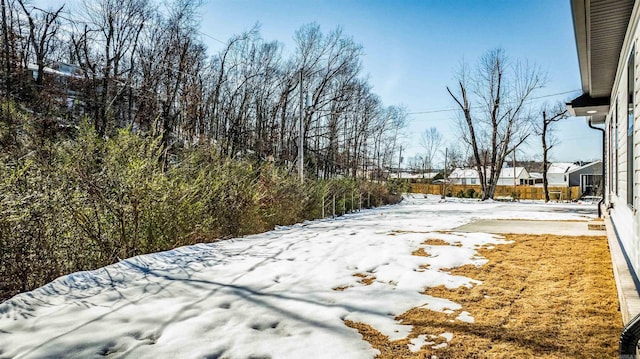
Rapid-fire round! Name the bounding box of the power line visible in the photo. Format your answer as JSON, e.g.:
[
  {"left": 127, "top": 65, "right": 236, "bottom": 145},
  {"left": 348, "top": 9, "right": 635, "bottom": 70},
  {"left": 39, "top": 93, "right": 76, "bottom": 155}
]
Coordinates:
[
  {"left": 406, "top": 89, "right": 580, "bottom": 115},
  {"left": 198, "top": 30, "right": 226, "bottom": 45}
]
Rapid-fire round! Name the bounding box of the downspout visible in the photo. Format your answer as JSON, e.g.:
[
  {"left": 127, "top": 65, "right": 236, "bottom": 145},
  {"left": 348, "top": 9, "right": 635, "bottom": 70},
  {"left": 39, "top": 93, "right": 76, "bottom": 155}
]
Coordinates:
[{"left": 587, "top": 119, "right": 604, "bottom": 218}]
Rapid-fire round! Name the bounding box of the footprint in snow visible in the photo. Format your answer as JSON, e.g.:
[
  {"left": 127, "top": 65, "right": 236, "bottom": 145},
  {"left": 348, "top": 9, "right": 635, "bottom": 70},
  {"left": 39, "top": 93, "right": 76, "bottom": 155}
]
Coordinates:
[{"left": 251, "top": 321, "right": 280, "bottom": 331}]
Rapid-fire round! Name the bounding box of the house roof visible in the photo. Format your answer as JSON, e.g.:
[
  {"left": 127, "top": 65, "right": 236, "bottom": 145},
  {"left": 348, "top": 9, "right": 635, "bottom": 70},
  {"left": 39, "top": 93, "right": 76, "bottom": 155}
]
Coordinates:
[
  {"left": 390, "top": 171, "right": 439, "bottom": 179},
  {"left": 27, "top": 62, "right": 83, "bottom": 79},
  {"left": 547, "top": 162, "right": 580, "bottom": 174},
  {"left": 448, "top": 168, "right": 478, "bottom": 179},
  {"left": 449, "top": 167, "right": 529, "bottom": 179},
  {"left": 499, "top": 167, "right": 527, "bottom": 178},
  {"left": 567, "top": 0, "right": 635, "bottom": 122},
  {"left": 566, "top": 160, "right": 602, "bottom": 174}
]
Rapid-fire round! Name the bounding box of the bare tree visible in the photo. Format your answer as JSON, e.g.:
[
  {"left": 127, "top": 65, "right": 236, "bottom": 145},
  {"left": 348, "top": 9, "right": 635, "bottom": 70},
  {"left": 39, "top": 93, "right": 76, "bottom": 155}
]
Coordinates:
[
  {"left": 419, "top": 127, "right": 442, "bottom": 175},
  {"left": 72, "top": 0, "right": 149, "bottom": 135},
  {"left": 1, "top": 0, "right": 9, "bottom": 95},
  {"left": 442, "top": 142, "right": 467, "bottom": 172},
  {"left": 16, "top": 1, "right": 64, "bottom": 94},
  {"left": 0, "top": 7, "right": 408, "bottom": 183},
  {"left": 447, "top": 48, "right": 544, "bottom": 199},
  {"left": 535, "top": 103, "right": 567, "bottom": 202}
]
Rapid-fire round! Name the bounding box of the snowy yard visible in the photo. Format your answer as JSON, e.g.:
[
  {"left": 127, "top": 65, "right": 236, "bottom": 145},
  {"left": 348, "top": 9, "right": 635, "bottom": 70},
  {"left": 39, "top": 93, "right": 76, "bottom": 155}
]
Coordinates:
[{"left": 0, "top": 196, "right": 601, "bottom": 358}]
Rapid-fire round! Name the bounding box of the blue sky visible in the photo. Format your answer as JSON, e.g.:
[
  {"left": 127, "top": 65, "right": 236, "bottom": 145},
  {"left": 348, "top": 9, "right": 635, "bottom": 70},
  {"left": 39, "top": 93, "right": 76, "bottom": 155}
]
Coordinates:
[
  {"left": 38, "top": 0, "right": 600, "bottom": 164},
  {"left": 200, "top": 0, "right": 600, "bottom": 164}
]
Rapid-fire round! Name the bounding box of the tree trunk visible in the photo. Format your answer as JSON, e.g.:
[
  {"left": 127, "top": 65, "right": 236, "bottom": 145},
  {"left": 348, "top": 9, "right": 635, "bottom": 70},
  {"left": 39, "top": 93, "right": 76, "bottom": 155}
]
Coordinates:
[
  {"left": 1, "top": 0, "right": 11, "bottom": 96},
  {"left": 542, "top": 111, "right": 550, "bottom": 202}
]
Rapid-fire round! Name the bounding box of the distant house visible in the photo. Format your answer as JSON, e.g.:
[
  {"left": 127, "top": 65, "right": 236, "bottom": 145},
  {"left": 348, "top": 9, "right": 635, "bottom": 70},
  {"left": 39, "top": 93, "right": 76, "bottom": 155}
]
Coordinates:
[
  {"left": 27, "top": 62, "right": 84, "bottom": 88},
  {"left": 497, "top": 167, "right": 530, "bottom": 186},
  {"left": 27, "top": 62, "right": 85, "bottom": 112},
  {"left": 526, "top": 172, "right": 544, "bottom": 186},
  {"left": 389, "top": 171, "right": 439, "bottom": 180},
  {"left": 534, "top": 161, "right": 602, "bottom": 194},
  {"left": 545, "top": 162, "right": 580, "bottom": 187},
  {"left": 448, "top": 166, "right": 529, "bottom": 186},
  {"left": 567, "top": 161, "right": 602, "bottom": 196},
  {"left": 448, "top": 168, "right": 480, "bottom": 185}
]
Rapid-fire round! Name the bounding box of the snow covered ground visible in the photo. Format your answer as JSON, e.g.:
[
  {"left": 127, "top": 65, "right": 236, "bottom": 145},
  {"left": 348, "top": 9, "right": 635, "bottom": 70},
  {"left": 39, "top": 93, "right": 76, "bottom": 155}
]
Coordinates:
[{"left": 0, "top": 195, "right": 598, "bottom": 359}]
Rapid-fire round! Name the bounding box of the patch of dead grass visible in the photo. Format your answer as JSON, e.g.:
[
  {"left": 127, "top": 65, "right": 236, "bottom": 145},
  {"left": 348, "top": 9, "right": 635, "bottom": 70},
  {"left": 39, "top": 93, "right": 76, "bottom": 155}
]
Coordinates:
[
  {"left": 411, "top": 248, "right": 431, "bottom": 257},
  {"left": 353, "top": 272, "right": 376, "bottom": 285},
  {"left": 416, "top": 263, "right": 431, "bottom": 272},
  {"left": 349, "top": 234, "right": 621, "bottom": 358},
  {"left": 423, "top": 238, "right": 450, "bottom": 246}
]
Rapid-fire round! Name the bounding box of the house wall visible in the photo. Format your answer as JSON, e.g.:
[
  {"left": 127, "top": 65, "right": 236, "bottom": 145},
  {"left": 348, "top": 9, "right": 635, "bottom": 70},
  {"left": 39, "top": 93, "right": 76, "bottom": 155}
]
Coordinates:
[
  {"left": 605, "top": 2, "right": 640, "bottom": 280},
  {"left": 451, "top": 170, "right": 530, "bottom": 186},
  {"left": 568, "top": 162, "right": 602, "bottom": 187},
  {"left": 546, "top": 173, "right": 568, "bottom": 187},
  {"left": 496, "top": 172, "right": 529, "bottom": 186},
  {"left": 449, "top": 177, "right": 478, "bottom": 185}
]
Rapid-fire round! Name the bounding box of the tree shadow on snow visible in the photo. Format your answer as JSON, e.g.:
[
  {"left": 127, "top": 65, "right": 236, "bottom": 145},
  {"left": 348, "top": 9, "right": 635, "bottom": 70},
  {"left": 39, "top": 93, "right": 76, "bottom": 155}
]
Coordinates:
[{"left": 1, "top": 239, "right": 398, "bottom": 357}]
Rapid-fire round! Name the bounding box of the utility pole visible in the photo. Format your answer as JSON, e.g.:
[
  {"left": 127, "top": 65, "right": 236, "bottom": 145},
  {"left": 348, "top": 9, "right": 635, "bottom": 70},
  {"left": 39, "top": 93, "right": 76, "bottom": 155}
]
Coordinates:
[
  {"left": 397, "top": 145, "right": 403, "bottom": 179},
  {"left": 513, "top": 150, "right": 516, "bottom": 187},
  {"left": 442, "top": 147, "right": 447, "bottom": 200},
  {"left": 513, "top": 148, "right": 517, "bottom": 200},
  {"left": 298, "top": 69, "right": 304, "bottom": 183}
]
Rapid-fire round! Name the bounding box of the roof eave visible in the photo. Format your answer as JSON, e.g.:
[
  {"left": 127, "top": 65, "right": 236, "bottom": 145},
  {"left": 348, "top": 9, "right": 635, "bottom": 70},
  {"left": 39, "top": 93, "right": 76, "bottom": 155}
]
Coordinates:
[
  {"left": 569, "top": 0, "right": 635, "bottom": 101},
  {"left": 571, "top": 0, "right": 590, "bottom": 94},
  {"left": 566, "top": 93, "right": 609, "bottom": 124}
]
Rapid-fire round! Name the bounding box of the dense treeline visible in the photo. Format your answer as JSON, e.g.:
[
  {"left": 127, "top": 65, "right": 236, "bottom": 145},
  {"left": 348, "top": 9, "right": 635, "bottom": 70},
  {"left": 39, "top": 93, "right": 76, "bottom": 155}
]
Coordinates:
[
  {"left": 0, "top": 103, "right": 403, "bottom": 301},
  {"left": 0, "top": 0, "right": 406, "bottom": 177},
  {"left": 0, "top": 0, "right": 407, "bottom": 301}
]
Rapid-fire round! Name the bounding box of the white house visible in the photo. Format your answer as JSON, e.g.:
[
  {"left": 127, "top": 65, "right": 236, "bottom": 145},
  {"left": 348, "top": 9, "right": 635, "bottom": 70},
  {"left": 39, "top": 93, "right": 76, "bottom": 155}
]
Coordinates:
[
  {"left": 447, "top": 168, "right": 480, "bottom": 185},
  {"left": 531, "top": 161, "right": 602, "bottom": 195},
  {"left": 566, "top": 0, "right": 640, "bottom": 335},
  {"left": 448, "top": 166, "right": 529, "bottom": 186},
  {"left": 389, "top": 171, "right": 439, "bottom": 180},
  {"left": 527, "top": 172, "right": 544, "bottom": 186},
  {"left": 496, "top": 167, "right": 530, "bottom": 186},
  {"left": 545, "top": 162, "right": 580, "bottom": 187}
]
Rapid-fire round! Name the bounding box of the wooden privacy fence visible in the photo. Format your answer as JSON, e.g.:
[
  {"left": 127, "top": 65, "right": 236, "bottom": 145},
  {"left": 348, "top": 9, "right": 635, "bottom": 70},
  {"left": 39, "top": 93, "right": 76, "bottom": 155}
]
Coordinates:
[{"left": 409, "top": 183, "right": 582, "bottom": 201}]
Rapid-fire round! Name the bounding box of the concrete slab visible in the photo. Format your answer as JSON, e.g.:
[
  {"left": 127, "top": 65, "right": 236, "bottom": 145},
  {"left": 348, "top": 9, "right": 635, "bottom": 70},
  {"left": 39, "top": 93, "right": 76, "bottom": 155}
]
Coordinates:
[{"left": 455, "top": 219, "right": 606, "bottom": 236}]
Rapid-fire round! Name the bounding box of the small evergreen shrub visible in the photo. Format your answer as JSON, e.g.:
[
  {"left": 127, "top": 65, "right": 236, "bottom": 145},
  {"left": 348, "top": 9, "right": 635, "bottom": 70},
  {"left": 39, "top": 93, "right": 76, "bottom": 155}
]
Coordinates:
[{"left": 465, "top": 188, "right": 476, "bottom": 198}]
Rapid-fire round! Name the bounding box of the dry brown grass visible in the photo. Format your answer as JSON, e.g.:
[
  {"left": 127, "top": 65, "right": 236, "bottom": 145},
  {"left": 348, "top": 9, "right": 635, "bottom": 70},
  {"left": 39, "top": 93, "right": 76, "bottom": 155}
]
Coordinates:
[
  {"left": 423, "top": 238, "right": 452, "bottom": 246},
  {"left": 412, "top": 248, "right": 431, "bottom": 257},
  {"left": 354, "top": 272, "right": 376, "bottom": 285},
  {"left": 347, "top": 234, "right": 621, "bottom": 358}
]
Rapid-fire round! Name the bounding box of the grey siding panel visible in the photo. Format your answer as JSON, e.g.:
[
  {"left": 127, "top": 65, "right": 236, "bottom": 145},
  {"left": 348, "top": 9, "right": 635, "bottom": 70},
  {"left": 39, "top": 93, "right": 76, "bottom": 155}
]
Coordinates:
[{"left": 568, "top": 162, "right": 603, "bottom": 186}]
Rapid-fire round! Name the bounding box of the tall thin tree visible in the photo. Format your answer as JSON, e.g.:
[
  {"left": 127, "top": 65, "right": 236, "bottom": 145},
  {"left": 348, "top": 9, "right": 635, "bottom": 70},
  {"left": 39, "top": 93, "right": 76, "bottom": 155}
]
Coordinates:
[
  {"left": 536, "top": 103, "right": 567, "bottom": 202},
  {"left": 447, "top": 48, "right": 544, "bottom": 199}
]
